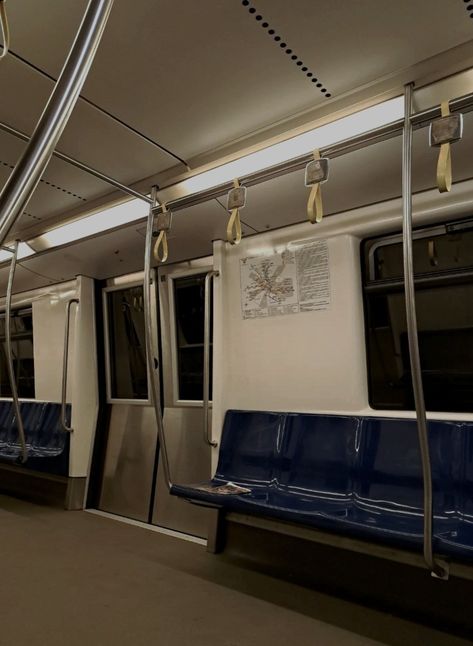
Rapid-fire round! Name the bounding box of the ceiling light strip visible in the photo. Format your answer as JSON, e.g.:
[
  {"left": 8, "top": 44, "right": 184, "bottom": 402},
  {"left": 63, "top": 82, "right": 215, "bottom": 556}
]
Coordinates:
[{"left": 5, "top": 88, "right": 473, "bottom": 258}]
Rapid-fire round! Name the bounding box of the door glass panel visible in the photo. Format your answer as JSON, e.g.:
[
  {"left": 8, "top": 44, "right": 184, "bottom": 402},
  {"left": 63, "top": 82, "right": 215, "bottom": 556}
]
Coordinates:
[
  {"left": 0, "top": 309, "right": 35, "bottom": 398},
  {"left": 107, "top": 286, "right": 148, "bottom": 399},
  {"left": 174, "top": 274, "right": 212, "bottom": 401}
]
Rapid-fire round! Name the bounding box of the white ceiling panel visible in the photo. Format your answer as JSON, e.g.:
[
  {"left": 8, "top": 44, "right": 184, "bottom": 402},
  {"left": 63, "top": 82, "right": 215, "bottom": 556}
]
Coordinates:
[
  {"left": 5, "top": 0, "right": 473, "bottom": 171},
  {"left": 256, "top": 0, "right": 473, "bottom": 99}
]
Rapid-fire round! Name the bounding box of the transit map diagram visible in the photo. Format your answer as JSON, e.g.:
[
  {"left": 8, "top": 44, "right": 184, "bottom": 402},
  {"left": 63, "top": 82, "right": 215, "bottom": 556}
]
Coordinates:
[{"left": 240, "top": 239, "right": 331, "bottom": 319}]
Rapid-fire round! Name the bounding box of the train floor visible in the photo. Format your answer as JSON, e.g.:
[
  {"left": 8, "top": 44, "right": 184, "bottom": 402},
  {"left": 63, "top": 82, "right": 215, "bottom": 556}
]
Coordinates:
[{"left": 0, "top": 494, "right": 470, "bottom": 646}]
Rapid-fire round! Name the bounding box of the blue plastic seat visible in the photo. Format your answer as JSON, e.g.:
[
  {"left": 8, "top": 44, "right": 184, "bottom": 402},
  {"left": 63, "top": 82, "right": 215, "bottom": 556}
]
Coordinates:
[
  {"left": 171, "top": 410, "right": 285, "bottom": 505},
  {"left": 171, "top": 409, "right": 473, "bottom": 563},
  {"left": 0, "top": 401, "right": 70, "bottom": 475}
]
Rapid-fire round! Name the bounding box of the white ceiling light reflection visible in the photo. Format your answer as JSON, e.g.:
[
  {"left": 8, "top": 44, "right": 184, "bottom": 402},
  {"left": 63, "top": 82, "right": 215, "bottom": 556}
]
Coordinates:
[
  {"left": 181, "top": 96, "right": 404, "bottom": 194},
  {"left": 32, "top": 198, "right": 148, "bottom": 250}
]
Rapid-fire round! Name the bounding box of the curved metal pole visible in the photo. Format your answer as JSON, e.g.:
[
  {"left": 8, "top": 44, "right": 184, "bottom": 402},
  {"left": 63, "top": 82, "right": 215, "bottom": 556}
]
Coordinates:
[
  {"left": 0, "top": 0, "right": 114, "bottom": 247},
  {"left": 61, "top": 298, "right": 79, "bottom": 432},
  {"left": 144, "top": 186, "right": 172, "bottom": 490},
  {"left": 5, "top": 242, "right": 27, "bottom": 463},
  {"left": 203, "top": 271, "right": 218, "bottom": 447},
  {"left": 402, "top": 84, "right": 446, "bottom": 579}
]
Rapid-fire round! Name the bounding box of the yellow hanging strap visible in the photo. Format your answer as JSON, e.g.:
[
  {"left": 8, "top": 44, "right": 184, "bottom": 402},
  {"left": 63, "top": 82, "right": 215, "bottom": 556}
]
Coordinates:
[
  {"left": 0, "top": 1, "right": 10, "bottom": 61},
  {"left": 307, "top": 150, "right": 324, "bottom": 224},
  {"left": 437, "top": 101, "right": 453, "bottom": 194},
  {"left": 227, "top": 178, "right": 242, "bottom": 245},
  {"left": 153, "top": 202, "right": 169, "bottom": 264}
]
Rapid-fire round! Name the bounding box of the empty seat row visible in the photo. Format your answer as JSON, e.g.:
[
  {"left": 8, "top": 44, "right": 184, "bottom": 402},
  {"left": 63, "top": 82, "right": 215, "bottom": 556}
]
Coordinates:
[
  {"left": 0, "top": 401, "right": 70, "bottom": 476},
  {"left": 171, "top": 410, "right": 473, "bottom": 563}
]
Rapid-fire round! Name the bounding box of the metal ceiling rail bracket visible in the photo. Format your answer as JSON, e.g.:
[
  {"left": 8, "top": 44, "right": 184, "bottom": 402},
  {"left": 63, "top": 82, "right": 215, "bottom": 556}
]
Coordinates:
[
  {"left": 144, "top": 185, "right": 172, "bottom": 490},
  {"left": 203, "top": 270, "right": 219, "bottom": 447},
  {"left": 401, "top": 83, "right": 448, "bottom": 581},
  {"left": 0, "top": 120, "right": 153, "bottom": 206},
  {"left": 0, "top": 0, "right": 115, "bottom": 247},
  {"left": 5, "top": 242, "right": 27, "bottom": 463}
]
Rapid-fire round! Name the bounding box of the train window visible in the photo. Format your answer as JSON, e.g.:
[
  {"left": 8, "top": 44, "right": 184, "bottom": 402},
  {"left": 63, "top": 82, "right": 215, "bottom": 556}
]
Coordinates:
[
  {"left": 174, "top": 274, "right": 212, "bottom": 401},
  {"left": 107, "top": 286, "right": 148, "bottom": 400},
  {"left": 0, "top": 308, "right": 35, "bottom": 398},
  {"left": 363, "top": 219, "right": 473, "bottom": 412}
]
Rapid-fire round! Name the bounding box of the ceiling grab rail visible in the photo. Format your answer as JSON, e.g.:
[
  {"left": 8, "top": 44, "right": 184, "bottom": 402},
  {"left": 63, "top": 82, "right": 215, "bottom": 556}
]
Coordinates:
[
  {"left": 5, "top": 242, "right": 27, "bottom": 463},
  {"left": 144, "top": 186, "right": 172, "bottom": 491},
  {"left": 61, "top": 298, "right": 79, "bottom": 433},
  {"left": 203, "top": 270, "right": 219, "bottom": 447},
  {"left": 0, "top": 0, "right": 114, "bottom": 248},
  {"left": 0, "top": 0, "right": 10, "bottom": 61},
  {"left": 402, "top": 83, "right": 448, "bottom": 580}
]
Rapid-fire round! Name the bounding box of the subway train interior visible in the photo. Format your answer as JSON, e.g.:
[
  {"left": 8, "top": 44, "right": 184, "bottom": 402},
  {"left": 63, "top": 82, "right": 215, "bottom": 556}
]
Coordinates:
[{"left": 4, "top": 1, "right": 473, "bottom": 644}]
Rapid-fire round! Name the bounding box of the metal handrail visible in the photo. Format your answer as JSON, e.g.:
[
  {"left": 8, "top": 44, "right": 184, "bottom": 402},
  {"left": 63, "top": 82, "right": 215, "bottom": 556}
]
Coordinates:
[
  {"left": 203, "top": 270, "right": 219, "bottom": 447},
  {"left": 0, "top": 0, "right": 114, "bottom": 248},
  {"left": 143, "top": 186, "right": 172, "bottom": 490},
  {"left": 401, "top": 83, "right": 447, "bottom": 579},
  {"left": 5, "top": 241, "right": 27, "bottom": 462},
  {"left": 61, "top": 298, "right": 79, "bottom": 433}
]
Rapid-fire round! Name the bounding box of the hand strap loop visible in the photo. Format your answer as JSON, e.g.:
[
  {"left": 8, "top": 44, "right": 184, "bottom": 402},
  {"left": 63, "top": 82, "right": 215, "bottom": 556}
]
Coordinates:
[
  {"left": 307, "top": 150, "right": 324, "bottom": 224},
  {"left": 437, "top": 101, "right": 453, "bottom": 194},
  {"left": 153, "top": 201, "right": 169, "bottom": 263},
  {"left": 227, "top": 179, "right": 242, "bottom": 245}
]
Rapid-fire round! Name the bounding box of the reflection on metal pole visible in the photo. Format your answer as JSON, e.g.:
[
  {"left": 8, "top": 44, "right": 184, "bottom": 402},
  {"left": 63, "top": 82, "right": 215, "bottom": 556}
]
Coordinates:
[
  {"left": 203, "top": 271, "right": 218, "bottom": 447},
  {"left": 0, "top": 0, "right": 114, "bottom": 247},
  {"left": 402, "top": 83, "right": 447, "bottom": 579},
  {"left": 61, "top": 298, "right": 79, "bottom": 433},
  {"left": 5, "top": 242, "right": 27, "bottom": 462},
  {"left": 144, "top": 186, "right": 172, "bottom": 490}
]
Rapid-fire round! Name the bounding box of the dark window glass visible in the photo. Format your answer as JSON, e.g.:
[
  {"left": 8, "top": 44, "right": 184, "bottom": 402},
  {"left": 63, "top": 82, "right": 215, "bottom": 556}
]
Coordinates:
[
  {"left": 364, "top": 221, "right": 473, "bottom": 412},
  {"left": 174, "top": 274, "right": 212, "bottom": 401},
  {"left": 108, "top": 286, "right": 148, "bottom": 399},
  {"left": 0, "top": 309, "right": 35, "bottom": 398}
]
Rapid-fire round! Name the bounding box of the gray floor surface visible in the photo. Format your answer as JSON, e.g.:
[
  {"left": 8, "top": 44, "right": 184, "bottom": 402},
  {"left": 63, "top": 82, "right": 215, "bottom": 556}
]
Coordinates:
[{"left": 0, "top": 495, "right": 470, "bottom": 646}]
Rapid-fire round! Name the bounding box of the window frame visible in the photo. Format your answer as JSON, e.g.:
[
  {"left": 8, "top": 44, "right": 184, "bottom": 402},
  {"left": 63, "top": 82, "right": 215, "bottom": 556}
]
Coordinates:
[
  {"left": 167, "top": 266, "right": 214, "bottom": 408},
  {"left": 362, "top": 219, "right": 473, "bottom": 413},
  {"left": 0, "top": 306, "right": 35, "bottom": 401},
  {"left": 103, "top": 281, "right": 151, "bottom": 405}
]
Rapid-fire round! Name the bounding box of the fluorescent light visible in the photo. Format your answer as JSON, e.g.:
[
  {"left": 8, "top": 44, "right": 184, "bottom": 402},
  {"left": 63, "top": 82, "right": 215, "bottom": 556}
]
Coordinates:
[
  {"left": 181, "top": 96, "right": 404, "bottom": 194},
  {"left": 20, "top": 96, "right": 402, "bottom": 255},
  {"left": 33, "top": 198, "right": 148, "bottom": 249},
  {"left": 0, "top": 243, "right": 35, "bottom": 263}
]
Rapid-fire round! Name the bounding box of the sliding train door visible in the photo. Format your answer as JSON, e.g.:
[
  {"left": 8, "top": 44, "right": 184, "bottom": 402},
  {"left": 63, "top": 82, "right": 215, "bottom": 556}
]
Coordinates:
[
  {"left": 152, "top": 259, "right": 214, "bottom": 538},
  {"left": 98, "top": 272, "right": 159, "bottom": 522}
]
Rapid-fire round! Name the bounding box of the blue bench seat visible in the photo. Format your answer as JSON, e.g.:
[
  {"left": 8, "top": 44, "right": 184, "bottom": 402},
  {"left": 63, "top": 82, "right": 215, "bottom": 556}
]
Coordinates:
[
  {"left": 0, "top": 401, "right": 71, "bottom": 476},
  {"left": 171, "top": 410, "right": 473, "bottom": 563}
]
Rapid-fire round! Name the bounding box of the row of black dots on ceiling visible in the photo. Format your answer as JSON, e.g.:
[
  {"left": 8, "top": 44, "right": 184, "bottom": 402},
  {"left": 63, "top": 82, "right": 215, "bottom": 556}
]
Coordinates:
[
  {"left": 240, "top": 0, "right": 331, "bottom": 98},
  {"left": 0, "top": 159, "right": 87, "bottom": 202},
  {"left": 464, "top": 0, "right": 473, "bottom": 16}
]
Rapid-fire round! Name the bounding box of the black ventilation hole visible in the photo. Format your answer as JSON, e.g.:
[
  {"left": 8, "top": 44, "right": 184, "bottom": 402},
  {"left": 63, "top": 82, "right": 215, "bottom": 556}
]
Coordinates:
[
  {"left": 241, "top": 1, "right": 331, "bottom": 98},
  {"left": 461, "top": 1, "right": 473, "bottom": 17}
]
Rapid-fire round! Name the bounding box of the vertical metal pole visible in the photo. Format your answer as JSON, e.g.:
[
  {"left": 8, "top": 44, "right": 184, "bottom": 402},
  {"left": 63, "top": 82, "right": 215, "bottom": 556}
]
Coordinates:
[
  {"left": 61, "top": 298, "right": 79, "bottom": 433},
  {"left": 144, "top": 186, "right": 172, "bottom": 490},
  {"left": 203, "top": 270, "right": 218, "bottom": 447},
  {"left": 5, "top": 242, "right": 26, "bottom": 462},
  {"left": 0, "top": 0, "right": 114, "bottom": 247},
  {"left": 402, "top": 84, "right": 446, "bottom": 579}
]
